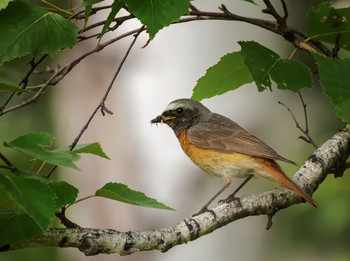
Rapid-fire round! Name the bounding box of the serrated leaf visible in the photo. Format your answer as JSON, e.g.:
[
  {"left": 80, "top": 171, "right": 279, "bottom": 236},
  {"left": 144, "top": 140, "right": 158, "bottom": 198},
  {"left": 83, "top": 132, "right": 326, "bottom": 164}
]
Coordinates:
[
  {"left": 4, "top": 133, "right": 80, "bottom": 170},
  {"left": 99, "top": 1, "right": 123, "bottom": 42},
  {"left": 0, "top": 0, "right": 13, "bottom": 10},
  {"left": 73, "top": 142, "right": 110, "bottom": 159},
  {"left": 46, "top": 181, "right": 79, "bottom": 208},
  {"left": 124, "top": 0, "right": 190, "bottom": 38},
  {"left": 14, "top": 171, "right": 79, "bottom": 209},
  {"left": 192, "top": 52, "right": 253, "bottom": 101},
  {"left": 239, "top": 41, "right": 312, "bottom": 92},
  {"left": 239, "top": 41, "right": 279, "bottom": 91},
  {"left": 0, "top": 1, "right": 78, "bottom": 64},
  {"left": 307, "top": 3, "right": 350, "bottom": 50},
  {"left": 0, "top": 77, "right": 33, "bottom": 93},
  {"left": 96, "top": 182, "right": 174, "bottom": 210},
  {"left": 313, "top": 54, "right": 350, "bottom": 123},
  {"left": 0, "top": 174, "right": 57, "bottom": 245},
  {"left": 270, "top": 59, "right": 313, "bottom": 92}
]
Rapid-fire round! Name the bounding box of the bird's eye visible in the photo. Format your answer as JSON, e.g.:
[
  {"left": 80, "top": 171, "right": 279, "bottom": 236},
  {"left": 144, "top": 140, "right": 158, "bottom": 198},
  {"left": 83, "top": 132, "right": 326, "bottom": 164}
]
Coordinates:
[{"left": 176, "top": 107, "right": 184, "bottom": 114}]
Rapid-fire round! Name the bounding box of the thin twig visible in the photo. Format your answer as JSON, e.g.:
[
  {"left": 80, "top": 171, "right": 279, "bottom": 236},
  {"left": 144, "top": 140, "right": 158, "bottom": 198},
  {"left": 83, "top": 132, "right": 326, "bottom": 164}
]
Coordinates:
[
  {"left": 332, "top": 34, "right": 341, "bottom": 58},
  {"left": 0, "top": 153, "right": 17, "bottom": 172},
  {"left": 1, "top": 5, "right": 332, "bottom": 116},
  {"left": 46, "top": 25, "right": 145, "bottom": 178},
  {"left": 280, "top": 0, "right": 288, "bottom": 20},
  {"left": 55, "top": 206, "right": 80, "bottom": 228},
  {"left": 0, "top": 54, "right": 48, "bottom": 115},
  {"left": 278, "top": 95, "right": 318, "bottom": 149}
]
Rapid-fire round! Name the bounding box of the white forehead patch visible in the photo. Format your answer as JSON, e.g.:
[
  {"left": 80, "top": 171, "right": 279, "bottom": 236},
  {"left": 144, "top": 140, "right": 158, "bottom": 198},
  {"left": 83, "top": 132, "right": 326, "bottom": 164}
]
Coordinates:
[{"left": 164, "top": 101, "right": 184, "bottom": 112}]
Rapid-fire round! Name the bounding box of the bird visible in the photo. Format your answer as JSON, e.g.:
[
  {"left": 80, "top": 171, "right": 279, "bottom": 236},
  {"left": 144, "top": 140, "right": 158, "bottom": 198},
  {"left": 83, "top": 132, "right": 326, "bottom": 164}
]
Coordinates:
[{"left": 151, "top": 98, "right": 318, "bottom": 214}]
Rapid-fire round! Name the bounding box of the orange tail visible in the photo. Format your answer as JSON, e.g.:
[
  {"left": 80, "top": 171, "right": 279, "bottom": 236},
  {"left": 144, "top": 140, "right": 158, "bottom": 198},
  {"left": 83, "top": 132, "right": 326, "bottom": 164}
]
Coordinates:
[{"left": 256, "top": 158, "right": 318, "bottom": 207}]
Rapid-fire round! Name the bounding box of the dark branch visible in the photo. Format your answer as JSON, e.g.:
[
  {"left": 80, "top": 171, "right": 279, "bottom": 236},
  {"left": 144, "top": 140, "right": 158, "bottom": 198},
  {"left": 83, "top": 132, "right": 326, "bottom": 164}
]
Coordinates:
[
  {"left": 278, "top": 96, "right": 318, "bottom": 149},
  {"left": 0, "top": 153, "right": 17, "bottom": 172},
  {"left": 46, "top": 25, "right": 145, "bottom": 178}
]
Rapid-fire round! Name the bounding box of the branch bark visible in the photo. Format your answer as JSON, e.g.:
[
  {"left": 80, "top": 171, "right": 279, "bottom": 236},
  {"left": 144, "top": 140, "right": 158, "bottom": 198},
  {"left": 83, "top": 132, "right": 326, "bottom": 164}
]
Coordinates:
[{"left": 5, "top": 125, "right": 350, "bottom": 256}]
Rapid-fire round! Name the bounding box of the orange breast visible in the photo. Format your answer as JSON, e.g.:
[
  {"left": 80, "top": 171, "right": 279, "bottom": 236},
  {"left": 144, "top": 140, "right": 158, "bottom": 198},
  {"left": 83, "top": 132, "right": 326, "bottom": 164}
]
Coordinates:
[{"left": 178, "top": 130, "right": 264, "bottom": 179}]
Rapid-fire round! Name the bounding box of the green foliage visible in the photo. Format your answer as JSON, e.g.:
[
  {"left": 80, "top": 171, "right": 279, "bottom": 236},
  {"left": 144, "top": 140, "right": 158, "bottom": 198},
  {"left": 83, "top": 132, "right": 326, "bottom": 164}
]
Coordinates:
[
  {"left": 313, "top": 54, "right": 350, "bottom": 123},
  {"left": 0, "top": 77, "right": 33, "bottom": 93},
  {"left": 240, "top": 0, "right": 258, "bottom": 6},
  {"left": 72, "top": 142, "right": 110, "bottom": 160},
  {"left": 99, "top": 1, "right": 123, "bottom": 42},
  {"left": 0, "top": 1, "right": 78, "bottom": 65},
  {"left": 192, "top": 41, "right": 313, "bottom": 100},
  {"left": 192, "top": 52, "right": 253, "bottom": 101},
  {"left": 0, "top": 0, "right": 13, "bottom": 10},
  {"left": 0, "top": 132, "right": 172, "bottom": 246},
  {"left": 4, "top": 133, "right": 81, "bottom": 170},
  {"left": 239, "top": 41, "right": 313, "bottom": 92},
  {"left": 124, "top": 0, "right": 190, "bottom": 38},
  {"left": 95, "top": 182, "right": 174, "bottom": 210},
  {"left": 0, "top": 174, "right": 58, "bottom": 245},
  {"left": 307, "top": 2, "right": 350, "bottom": 50}
]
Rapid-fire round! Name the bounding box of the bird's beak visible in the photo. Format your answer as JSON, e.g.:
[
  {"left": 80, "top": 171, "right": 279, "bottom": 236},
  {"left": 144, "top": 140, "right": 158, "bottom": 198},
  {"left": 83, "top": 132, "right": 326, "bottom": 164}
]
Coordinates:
[{"left": 150, "top": 115, "right": 175, "bottom": 124}]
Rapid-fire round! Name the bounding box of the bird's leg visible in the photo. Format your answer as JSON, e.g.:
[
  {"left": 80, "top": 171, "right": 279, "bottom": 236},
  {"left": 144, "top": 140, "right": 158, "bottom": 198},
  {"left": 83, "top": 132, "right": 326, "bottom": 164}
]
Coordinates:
[
  {"left": 193, "top": 178, "right": 231, "bottom": 217},
  {"left": 222, "top": 174, "right": 254, "bottom": 205}
]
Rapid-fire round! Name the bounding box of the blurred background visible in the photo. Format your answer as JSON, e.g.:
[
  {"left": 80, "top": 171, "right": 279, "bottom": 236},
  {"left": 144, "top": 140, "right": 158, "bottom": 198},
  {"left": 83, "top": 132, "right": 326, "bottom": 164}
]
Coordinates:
[{"left": 1, "top": 0, "right": 349, "bottom": 260}]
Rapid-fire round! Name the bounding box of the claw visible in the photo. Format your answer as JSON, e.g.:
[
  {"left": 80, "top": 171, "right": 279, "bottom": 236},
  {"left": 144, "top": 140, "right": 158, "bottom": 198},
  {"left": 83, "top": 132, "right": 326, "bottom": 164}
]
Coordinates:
[{"left": 192, "top": 207, "right": 216, "bottom": 219}]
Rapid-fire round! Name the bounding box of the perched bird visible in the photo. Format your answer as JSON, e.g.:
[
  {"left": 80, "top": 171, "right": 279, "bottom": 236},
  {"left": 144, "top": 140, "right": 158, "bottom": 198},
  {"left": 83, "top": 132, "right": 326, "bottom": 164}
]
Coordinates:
[{"left": 151, "top": 98, "right": 318, "bottom": 214}]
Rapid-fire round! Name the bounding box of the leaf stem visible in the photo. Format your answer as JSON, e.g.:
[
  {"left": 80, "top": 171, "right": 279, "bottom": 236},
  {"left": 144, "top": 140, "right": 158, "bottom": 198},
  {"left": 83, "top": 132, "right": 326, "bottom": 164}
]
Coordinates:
[
  {"left": 41, "top": 0, "right": 73, "bottom": 16},
  {"left": 66, "top": 195, "right": 96, "bottom": 209}
]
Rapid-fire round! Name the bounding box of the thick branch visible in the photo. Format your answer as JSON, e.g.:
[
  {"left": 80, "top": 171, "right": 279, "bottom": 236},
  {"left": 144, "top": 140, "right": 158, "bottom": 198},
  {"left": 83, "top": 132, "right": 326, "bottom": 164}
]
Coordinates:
[{"left": 5, "top": 125, "right": 350, "bottom": 255}]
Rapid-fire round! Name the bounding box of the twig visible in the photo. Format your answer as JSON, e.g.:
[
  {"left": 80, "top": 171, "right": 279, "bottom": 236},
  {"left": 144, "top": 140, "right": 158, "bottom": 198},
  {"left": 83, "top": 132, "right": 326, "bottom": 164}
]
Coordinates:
[
  {"left": 0, "top": 153, "right": 17, "bottom": 172},
  {"left": 278, "top": 93, "right": 318, "bottom": 149},
  {"left": 1, "top": 5, "right": 332, "bottom": 116},
  {"left": 262, "top": 0, "right": 285, "bottom": 24},
  {"left": 0, "top": 54, "right": 48, "bottom": 115},
  {"left": 332, "top": 34, "right": 341, "bottom": 58},
  {"left": 55, "top": 206, "right": 80, "bottom": 228},
  {"left": 46, "top": 25, "right": 145, "bottom": 178},
  {"left": 280, "top": 0, "right": 288, "bottom": 20}
]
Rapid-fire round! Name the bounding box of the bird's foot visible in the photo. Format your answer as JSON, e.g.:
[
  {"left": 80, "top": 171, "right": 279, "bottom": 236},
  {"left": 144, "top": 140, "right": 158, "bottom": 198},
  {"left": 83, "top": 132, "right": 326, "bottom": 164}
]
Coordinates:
[
  {"left": 192, "top": 207, "right": 216, "bottom": 218},
  {"left": 219, "top": 196, "right": 242, "bottom": 208}
]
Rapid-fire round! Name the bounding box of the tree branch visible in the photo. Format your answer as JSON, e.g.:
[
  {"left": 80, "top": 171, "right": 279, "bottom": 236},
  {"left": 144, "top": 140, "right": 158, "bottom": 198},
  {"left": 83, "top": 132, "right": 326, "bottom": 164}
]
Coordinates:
[{"left": 5, "top": 125, "right": 350, "bottom": 255}]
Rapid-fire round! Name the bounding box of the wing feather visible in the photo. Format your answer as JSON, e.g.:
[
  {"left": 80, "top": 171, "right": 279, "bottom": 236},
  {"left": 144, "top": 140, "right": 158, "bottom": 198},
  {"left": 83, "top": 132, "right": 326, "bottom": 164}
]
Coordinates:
[{"left": 186, "top": 113, "right": 296, "bottom": 165}]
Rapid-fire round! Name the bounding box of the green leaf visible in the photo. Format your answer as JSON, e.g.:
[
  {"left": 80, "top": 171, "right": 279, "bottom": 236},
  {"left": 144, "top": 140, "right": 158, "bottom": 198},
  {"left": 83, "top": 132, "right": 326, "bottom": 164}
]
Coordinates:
[
  {"left": 124, "top": 0, "right": 190, "bottom": 38},
  {"left": 0, "top": 77, "right": 33, "bottom": 93},
  {"left": 46, "top": 180, "right": 79, "bottom": 208},
  {"left": 192, "top": 52, "right": 253, "bottom": 101},
  {"left": 75, "top": 0, "right": 105, "bottom": 28},
  {"left": 0, "top": 1, "right": 78, "bottom": 64},
  {"left": 95, "top": 182, "right": 174, "bottom": 210},
  {"left": 0, "top": 0, "right": 13, "bottom": 10},
  {"left": 99, "top": 1, "right": 123, "bottom": 42},
  {"left": 313, "top": 54, "right": 350, "bottom": 123},
  {"left": 73, "top": 142, "right": 110, "bottom": 159},
  {"left": 241, "top": 0, "right": 258, "bottom": 5},
  {"left": 307, "top": 3, "right": 350, "bottom": 50},
  {"left": 239, "top": 41, "right": 279, "bottom": 91},
  {"left": 239, "top": 41, "right": 312, "bottom": 92},
  {"left": 270, "top": 59, "right": 313, "bottom": 92},
  {"left": 0, "top": 174, "right": 57, "bottom": 245},
  {"left": 13, "top": 171, "right": 79, "bottom": 211},
  {"left": 4, "top": 133, "right": 80, "bottom": 170},
  {"left": 76, "top": 0, "right": 104, "bottom": 9}
]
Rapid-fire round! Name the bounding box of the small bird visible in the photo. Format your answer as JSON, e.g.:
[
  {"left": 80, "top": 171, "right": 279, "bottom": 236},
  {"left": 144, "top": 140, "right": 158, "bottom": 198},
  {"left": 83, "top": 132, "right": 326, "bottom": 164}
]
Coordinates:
[{"left": 151, "top": 98, "right": 318, "bottom": 214}]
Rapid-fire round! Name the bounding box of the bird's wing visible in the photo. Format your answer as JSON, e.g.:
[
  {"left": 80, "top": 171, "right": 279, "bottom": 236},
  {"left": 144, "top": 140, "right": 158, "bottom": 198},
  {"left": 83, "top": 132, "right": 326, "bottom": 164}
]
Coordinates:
[{"left": 186, "top": 113, "right": 296, "bottom": 165}]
